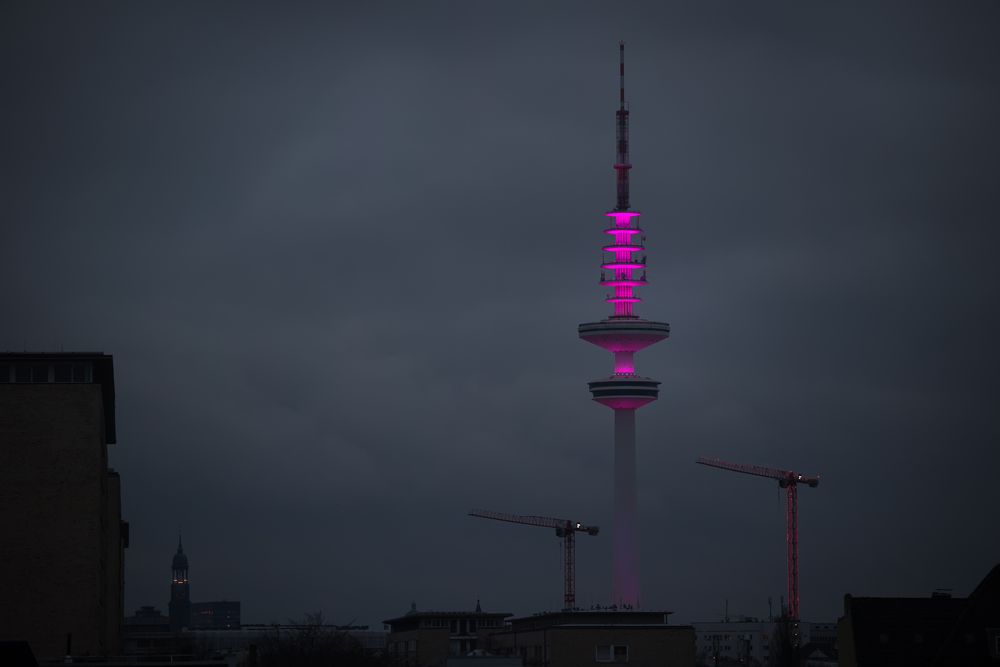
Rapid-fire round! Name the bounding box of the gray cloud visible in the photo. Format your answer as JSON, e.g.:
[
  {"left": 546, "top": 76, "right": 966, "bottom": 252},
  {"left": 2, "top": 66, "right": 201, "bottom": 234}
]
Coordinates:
[{"left": 2, "top": 0, "right": 998, "bottom": 625}]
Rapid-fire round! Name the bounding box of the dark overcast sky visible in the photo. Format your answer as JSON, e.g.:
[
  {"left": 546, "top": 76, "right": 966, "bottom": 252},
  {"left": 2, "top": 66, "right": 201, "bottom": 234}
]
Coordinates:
[{"left": 2, "top": 1, "right": 999, "bottom": 627}]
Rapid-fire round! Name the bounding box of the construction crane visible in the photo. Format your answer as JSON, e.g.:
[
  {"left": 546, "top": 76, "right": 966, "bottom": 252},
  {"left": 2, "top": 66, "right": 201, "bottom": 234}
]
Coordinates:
[
  {"left": 469, "top": 509, "right": 599, "bottom": 610},
  {"left": 695, "top": 457, "right": 819, "bottom": 623}
]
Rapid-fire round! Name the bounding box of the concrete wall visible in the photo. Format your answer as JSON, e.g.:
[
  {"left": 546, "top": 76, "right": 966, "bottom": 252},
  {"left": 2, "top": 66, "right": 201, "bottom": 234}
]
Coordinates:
[
  {"left": 490, "top": 625, "right": 696, "bottom": 667},
  {"left": 387, "top": 628, "right": 451, "bottom": 666},
  {"left": 0, "top": 384, "right": 120, "bottom": 659},
  {"left": 105, "top": 470, "right": 124, "bottom": 654}
]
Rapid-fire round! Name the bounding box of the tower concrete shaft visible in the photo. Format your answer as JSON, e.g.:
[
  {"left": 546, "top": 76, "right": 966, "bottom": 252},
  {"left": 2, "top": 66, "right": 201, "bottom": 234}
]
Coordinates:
[
  {"left": 613, "top": 408, "right": 639, "bottom": 605},
  {"left": 578, "top": 42, "right": 669, "bottom": 609}
]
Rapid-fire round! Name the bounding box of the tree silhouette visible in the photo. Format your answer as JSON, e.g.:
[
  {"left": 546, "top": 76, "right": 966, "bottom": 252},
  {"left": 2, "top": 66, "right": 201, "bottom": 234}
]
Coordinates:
[{"left": 254, "top": 612, "right": 395, "bottom": 667}]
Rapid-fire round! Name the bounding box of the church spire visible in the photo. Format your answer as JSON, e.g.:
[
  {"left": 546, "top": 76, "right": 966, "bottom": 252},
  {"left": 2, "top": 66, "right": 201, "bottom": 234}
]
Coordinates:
[{"left": 169, "top": 535, "right": 191, "bottom": 631}]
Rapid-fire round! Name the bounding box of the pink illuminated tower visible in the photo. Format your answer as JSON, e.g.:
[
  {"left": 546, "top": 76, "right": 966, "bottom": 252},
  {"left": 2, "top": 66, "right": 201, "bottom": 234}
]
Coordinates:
[{"left": 578, "top": 42, "right": 669, "bottom": 609}]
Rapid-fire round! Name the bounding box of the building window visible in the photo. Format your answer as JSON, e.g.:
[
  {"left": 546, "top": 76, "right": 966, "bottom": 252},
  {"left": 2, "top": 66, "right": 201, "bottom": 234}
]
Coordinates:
[
  {"left": 595, "top": 644, "right": 628, "bottom": 663},
  {"left": 6, "top": 362, "right": 92, "bottom": 383},
  {"left": 15, "top": 363, "right": 48, "bottom": 383}
]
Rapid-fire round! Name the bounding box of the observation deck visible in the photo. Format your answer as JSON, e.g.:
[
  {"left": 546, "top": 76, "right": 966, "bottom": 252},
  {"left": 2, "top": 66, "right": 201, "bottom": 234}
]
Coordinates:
[
  {"left": 603, "top": 244, "right": 643, "bottom": 253},
  {"left": 586, "top": 375, "right": 661, "bottom": 410},
  {"left": 604, "top": 226, "right": 643, "bottom": 236},
  {"left": 602, "top": 260, "right": 646, "bottom": 270},
  {"left": 600, "top": 277, "right": 647, "bottom": 288},
  {"left": 578, "top": 319, "right": 670, "bottom": 353}
]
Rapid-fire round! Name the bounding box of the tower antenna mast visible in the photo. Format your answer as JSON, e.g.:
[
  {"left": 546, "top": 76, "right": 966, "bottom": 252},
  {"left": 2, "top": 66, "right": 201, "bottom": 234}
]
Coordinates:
[
  {"left": 615, "top": 41, "right": 631, "bottom": 212},
  {"left": 578, "top": 42, "right": 670, "bottom": 608}
]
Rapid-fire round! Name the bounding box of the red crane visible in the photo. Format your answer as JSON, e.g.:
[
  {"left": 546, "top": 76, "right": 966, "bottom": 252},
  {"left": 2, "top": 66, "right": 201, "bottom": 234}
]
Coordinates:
[
  {"left": 695, "top": 457, "right": 819, "bottom": 621},
  {"left": 469, "top": 509, "right": 599, "bottom": 610}
]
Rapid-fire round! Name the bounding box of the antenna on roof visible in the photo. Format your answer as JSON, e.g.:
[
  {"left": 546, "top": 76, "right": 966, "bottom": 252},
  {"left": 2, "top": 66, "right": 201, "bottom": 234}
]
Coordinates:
[{"left": 614, "top": 41, "right": 632, "bottom": 211}]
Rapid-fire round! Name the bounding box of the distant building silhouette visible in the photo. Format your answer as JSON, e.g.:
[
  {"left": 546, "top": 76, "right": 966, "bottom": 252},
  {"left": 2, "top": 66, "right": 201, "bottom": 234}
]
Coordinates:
[
  {"left": 122, "top": 603, "right": 189, "bottom": 658},
  {"left": 169, "top": 537, "right": 191, "bottom": 631},
  {"left": 165, "top": 538, "right": 241, "bottom": 631},
  {"left": 693, "top": 619, "right": 777, "bottom": 666},
  {"left": 383, "top": 602, "right": 511, "bottom": 665},
  {"left": 191, "top": 600, "right": 240, "bottom": 630},
  {"left": 0, "top": 352, "right": 127, "bottom": 659},
  {"left": 800, "top": 621, "right": 839, "bottom": 666},
  {"left": 124, "top": 540, "right": 242, "bottom": 657},
  {"left": 124, "top": 606, "right": 170, "bottom": 633},
  {"left": 384, "top": 603, "right": 696, "bottom": 667},
  {"left": 838, "top": 563, "right": 1000, "bottom": 666},
  {"left": 692, "top": 618, "right": 838, "bottom": 666},
  {"left": 488, "top": 609, "right": 695, "bottom": 667}
]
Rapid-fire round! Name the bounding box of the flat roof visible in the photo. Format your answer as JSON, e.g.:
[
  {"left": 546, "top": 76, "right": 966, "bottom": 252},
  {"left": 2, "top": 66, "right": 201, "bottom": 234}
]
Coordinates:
[
  {"left": 504, "top": 610, "right": 675, "bottom": 632},
  {"left": 383, "top": 610, "right": 513, "bottom": 624},
  {"left": 493, "top": 624, "right": 693, "bottom": 632},
  {"left": 0, "top": 352, "right": 116, "bottom": 443}
]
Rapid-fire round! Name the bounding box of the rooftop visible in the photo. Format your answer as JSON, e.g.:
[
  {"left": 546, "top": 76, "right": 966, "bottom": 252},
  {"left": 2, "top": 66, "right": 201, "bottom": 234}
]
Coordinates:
[
  {"left": 506, "top": 609, "right": 675, "bottom": 632},
  {"left": 0, "top": 351, "right": 116, "bottom": 443}
]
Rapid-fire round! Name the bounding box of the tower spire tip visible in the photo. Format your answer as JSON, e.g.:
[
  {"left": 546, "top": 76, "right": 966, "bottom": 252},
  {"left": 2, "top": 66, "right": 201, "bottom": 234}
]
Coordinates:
[{"left": 614, "top": 42, "right": 631, "bottom": 211}]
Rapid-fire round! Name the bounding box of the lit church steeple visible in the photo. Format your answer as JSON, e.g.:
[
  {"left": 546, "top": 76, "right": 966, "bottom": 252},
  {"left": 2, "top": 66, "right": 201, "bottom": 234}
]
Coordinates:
[{"left": 168, "top": 535, "right": 191, "bottom": 631}]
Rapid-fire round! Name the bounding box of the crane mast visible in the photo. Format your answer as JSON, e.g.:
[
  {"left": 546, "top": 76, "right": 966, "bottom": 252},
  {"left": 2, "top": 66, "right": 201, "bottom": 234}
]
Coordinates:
[
  {"left": 469, "top": 509, "right": 599, "bottom": 610},
  {"left": 695, "top": 457, "right": 820, "bottom": 636}
]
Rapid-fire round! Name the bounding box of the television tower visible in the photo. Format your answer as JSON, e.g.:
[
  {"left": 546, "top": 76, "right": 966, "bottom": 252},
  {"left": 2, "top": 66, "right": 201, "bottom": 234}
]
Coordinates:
[{"left": 578, "top": 42, "right": 669, "bottom": 608}]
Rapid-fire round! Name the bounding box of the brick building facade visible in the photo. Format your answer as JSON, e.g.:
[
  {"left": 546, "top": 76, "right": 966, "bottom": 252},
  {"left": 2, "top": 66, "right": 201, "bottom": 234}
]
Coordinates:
[
  {"left": 488, "top": 610, "right": 695, "bottom": 667},
  {"left": 384, "top": 603, "right": 512, "bottom": 666},
  {"left": 0, "top": 352, "right": 126, "bottom": 659}
]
